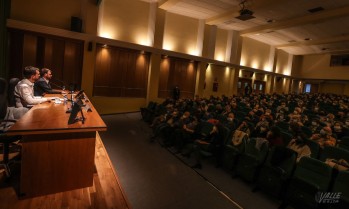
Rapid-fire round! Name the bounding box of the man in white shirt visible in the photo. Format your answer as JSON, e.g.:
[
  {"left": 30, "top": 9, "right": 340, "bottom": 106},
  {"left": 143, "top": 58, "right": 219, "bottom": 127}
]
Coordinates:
[{"left": 14, "top": 66, "right": 50, "bottom": 108}]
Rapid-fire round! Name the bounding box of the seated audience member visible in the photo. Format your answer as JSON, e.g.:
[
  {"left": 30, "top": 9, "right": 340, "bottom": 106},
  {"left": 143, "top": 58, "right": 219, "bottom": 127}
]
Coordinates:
[
  {"left": 225, "top": 112, "right": 239, "bottom": 131},
  {"left": 310, "top": 126, "right": 336, "bottom": 148},
  {"left": 14, "top": 66, "right": 50, "bottom": 108},
  {"left": 275, "top": 108, "right": 287, "bottom": 122},
  {"left": 287, "top": 134, "right": 312, "bottom": 162},
  {"left": 276, "top": 101, "right": 289, "bottom": 113},
  {"left": 310, "top": 119, "right": 322, "bottom": 134},
  {"left": 288, "top": 108, "right": 302, "bottom": 123},
  {"left": 192, "top": 123, "right": 225, "bottom": 169},
  {"left": 266, "top": 126, "right": 284, "bottom": 147},
  {"left": 34, "top": 68, "right": 63, "bottom": 96},
  {"left": 332, "top": 121, "right": 345, "bottom": 139}
]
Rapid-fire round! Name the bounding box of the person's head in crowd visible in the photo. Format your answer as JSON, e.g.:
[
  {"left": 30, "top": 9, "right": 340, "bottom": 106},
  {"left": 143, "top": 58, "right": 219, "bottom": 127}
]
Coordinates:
[
  {"left": 320, "top": 126, "right": 332, "bottom": 137},
  {"left": 311, "top": 119, "right": 320, "bottom": 127},
  {"left": 227, "top": 112, "right": 235, "bottom": 121},
  {"left": 267, "top": 126, "right": 281, "bottom": 138},
  {"left": 289, "top": 122, "right": 301, "bottom": 136},
  {"left": 344, "top": 118, "right": 349, "bottom": 127},
  {"left": 333, "top": 121, "right": 343, "bottom": 135},
  {"left": 294, "top": 133, "right": 307, "bottom": 146},
  {"left": 265, "top": 109, "right": 272, "bottom": 116},
  {"left": 23, "top": 66, "right": 40, "bottom": 83},
  {"left": 259, "top": 124, "right": 269, "bottom": 134},
  {"left": 181, "top": 111, "right": 190, "bottom": 119}
]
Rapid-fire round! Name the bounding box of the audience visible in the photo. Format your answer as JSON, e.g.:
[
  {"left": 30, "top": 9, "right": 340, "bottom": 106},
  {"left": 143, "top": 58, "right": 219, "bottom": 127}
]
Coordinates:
[{"left": 144, "top": 92, "right": 349, "bottom": 170}]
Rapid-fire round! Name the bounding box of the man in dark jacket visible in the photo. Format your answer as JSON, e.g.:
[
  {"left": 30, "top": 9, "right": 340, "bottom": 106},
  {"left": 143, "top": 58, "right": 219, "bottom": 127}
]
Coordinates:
[{"left": 34, "top": 68, "right": 63, "bottom": 96}]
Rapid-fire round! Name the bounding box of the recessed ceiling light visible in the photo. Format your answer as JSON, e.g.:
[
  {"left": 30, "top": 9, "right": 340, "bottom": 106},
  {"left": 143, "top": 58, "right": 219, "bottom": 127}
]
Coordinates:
[
  {"left": 304, "top": 38, "right": 312, "bottom": 41},
  {"left": 288, "top": 40, "right": 296, "bottom": 43},
  {"left": 267, "top": 19, "right": 275, "bottom": 23},
  {"left": 321, "top": 48, "right": 329, "bottom": 51}
]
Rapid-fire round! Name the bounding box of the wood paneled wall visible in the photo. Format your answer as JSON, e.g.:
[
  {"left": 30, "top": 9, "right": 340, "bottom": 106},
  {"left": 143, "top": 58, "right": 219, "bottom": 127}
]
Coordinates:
[
  {"left": 8, "top": 29, "right": 83, "bottom": 89},
  {"left": 94, "top": 44, "right": 149, "bottom": 98},
  {"left": 158, "top": 56, "right": 197, "bottom": 99}
]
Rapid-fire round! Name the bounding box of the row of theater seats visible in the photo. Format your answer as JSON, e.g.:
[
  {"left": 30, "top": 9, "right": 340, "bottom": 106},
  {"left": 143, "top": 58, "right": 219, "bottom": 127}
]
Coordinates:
[
  {"left": 141, "top": 101, "right": 349, "bottom": 209},
  {"left": 0, "top": 78, "right": 22, "bottom": 177}
]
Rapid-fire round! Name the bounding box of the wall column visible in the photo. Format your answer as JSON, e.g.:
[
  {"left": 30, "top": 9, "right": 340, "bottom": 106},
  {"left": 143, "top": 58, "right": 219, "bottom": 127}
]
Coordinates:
[
  {"left": 80, "top": 0, "right": 99, "bottom": 98},
  {"left": 153, "top": 8, "right": 166, "bottom": 49},
  {"left": 0, "top": 0, "right": 11, "bottom": 78},
  {"left": 195, "top": 62, "right": 207, "bottom": 97},
  {"left": 146, "top": 53, "right": 161, "bottom": 105},
  {"left": 202, "top": 25, "right": 217, "bottom": 59},
  {"left": 230, "top": 68, "right": 239, "bottom": 95},
  {"left": 230, "top": 31, "right": 242, "bottom": 65}
]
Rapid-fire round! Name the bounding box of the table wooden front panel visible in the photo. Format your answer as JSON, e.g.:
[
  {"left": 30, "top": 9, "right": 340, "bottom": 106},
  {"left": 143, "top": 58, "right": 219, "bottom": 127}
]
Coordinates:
[
  {"left": 7, "top": 94, "right": 107, "bottom": 198},
  {"left": 20, "top": 132, "right": 96, "bottom": 198}
]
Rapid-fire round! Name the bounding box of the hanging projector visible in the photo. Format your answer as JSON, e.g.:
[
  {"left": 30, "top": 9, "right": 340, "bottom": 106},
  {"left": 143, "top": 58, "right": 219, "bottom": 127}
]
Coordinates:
[{"left": 236, "top": 9, "right": 255, "bottom": 21}]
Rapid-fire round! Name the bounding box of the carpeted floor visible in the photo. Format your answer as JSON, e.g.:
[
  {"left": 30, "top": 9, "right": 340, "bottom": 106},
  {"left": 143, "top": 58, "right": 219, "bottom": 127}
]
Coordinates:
[{"left": 100, "top": 112, "right": 282, "bottom": 209}]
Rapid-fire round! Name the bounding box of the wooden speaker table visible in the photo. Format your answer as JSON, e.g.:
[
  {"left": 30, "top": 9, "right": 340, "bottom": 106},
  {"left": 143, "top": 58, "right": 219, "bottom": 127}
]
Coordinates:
[{"left": 6, "top": 95, "right": 107, "bottom": 198}]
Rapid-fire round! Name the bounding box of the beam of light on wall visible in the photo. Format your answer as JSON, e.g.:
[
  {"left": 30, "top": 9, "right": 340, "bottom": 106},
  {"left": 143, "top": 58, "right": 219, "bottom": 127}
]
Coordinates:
[
  {"left": 251, "top": 59, "right": 259, "bottom": 69},
  {"left": 99, "top": 31, "right": 113, "bottom": 39},
  {"left": 240, "top": 58, "right": 246, "bottom": 66},
  {"left": 264, "top": 74, "right": 267, "bottom": 81},
  {"left": 225, "top": 67, "right": 230, "bottom": 76},
  {"left": 239, "top": 69, "right": 243, "bottom": 77},
  {"left": 283, "top": 67, "right": 291, "bottom": 76},
  {"left": 263, "top": 64, "right": 272, "bottom": 72},
  {"left": 215, "top": 53, "right": 225, "bottom": 62},
  {"left": 136, "top": 35, "right": 151, "bottom": 46},
  {"left": 163, "top": 41, "right": 174, "bottom": 51},
  {"left": 188, "top": 48, "right": 199, "bottom": 56},
  {"left": 275, "top": 67, "right": 279, "bottom": 73}
]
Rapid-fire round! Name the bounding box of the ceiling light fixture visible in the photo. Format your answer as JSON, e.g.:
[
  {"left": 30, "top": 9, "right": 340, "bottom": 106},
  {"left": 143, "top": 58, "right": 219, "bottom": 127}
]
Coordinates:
[
  {"left": 304, "top": 38, "right": 312, "bottom": 41},
  {"left": 236, "top": 0, "right": 255, "bottom": 21}
]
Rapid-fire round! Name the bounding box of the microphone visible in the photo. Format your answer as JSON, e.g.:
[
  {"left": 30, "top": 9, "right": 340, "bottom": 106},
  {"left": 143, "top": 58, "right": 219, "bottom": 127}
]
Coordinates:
[
  {"left": 50, "top": 81, "right": 64, "bottom": 89},
  {"left": 52, "top": 78, "right": 68, "bottom": 90}
]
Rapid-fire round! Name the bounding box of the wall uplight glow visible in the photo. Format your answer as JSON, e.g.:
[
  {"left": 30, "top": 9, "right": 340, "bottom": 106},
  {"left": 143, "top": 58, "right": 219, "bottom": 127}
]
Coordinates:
[
  {"left": 225, "top": 67, "right": 230, "bottom": 76},
  {"left": 136, "top": 35, "right": 151, "bottom": 46},
  {"left": 263, "top": 64, "right": 272, "bottom": 72},
  {"left": 163, "top": 41, "right": 174, "bottom": 51},
  {"left": 99, "top": 31, "right": 113, "bottom": 39},
  {"left": 215, "top": 53, "right": 225, "bottom": 62},
  {"left": 239, "top": 70, "right": 243, "bottom": 77},
  {"left": 240, "top": 57, "right": 246, "bottom": 66},
  {"left": 251, "top": 59, "right": 259, "bottom": 69},
  {"left": 188, "top": 48, "right": 199, "bottom": 56}
]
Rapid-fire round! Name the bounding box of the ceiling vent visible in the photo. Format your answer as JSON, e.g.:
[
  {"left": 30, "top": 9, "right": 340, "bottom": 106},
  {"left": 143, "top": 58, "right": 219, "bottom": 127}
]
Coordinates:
[
  {"left": 308, "top": 7, "right": 324, "bottom": 13},
  {"left": 224, "top": 20, "right": 236, "bottom": 25}
]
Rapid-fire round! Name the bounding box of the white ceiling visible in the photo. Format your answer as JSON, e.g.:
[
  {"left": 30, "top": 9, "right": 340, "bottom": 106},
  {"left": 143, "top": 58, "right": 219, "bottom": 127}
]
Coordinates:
[{"left": 141, "top": 0, "right": 349, "bottom": 55}]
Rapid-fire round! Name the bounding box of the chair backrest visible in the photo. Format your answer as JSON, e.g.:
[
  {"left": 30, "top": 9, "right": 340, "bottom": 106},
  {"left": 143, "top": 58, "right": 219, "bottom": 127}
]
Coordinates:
[
  {"left": 0, "top": 78, "right": 8, "bottom": 119},
  {"left": 294, "top": 157, "right": 333, "bottom": 191},
  {"left": 338, "top": 136, "right": 349, "bottom": 151},
  {"left": 319, "top": 146, "right": 349, "bottom": 163},
  {"left": 301, "top": 126, "right": 313, "bottom": 138},
  {"left": 266, "top": 146, "right": 297, "bottom": 177},
  {"left": 305, "top": 138, "right": 320, "bottom": 159},
  {"left": 281, "top": 130, "right": 293, "bottom": 146},
  {"left": 8, "top": 78, "right": 20, "bottom": 107},
  {"left": 245, "top": 137, "right": 269, "bottom": 163},
  {"left": 332, "top": 170, "right": 349, "bottom": 199}
]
